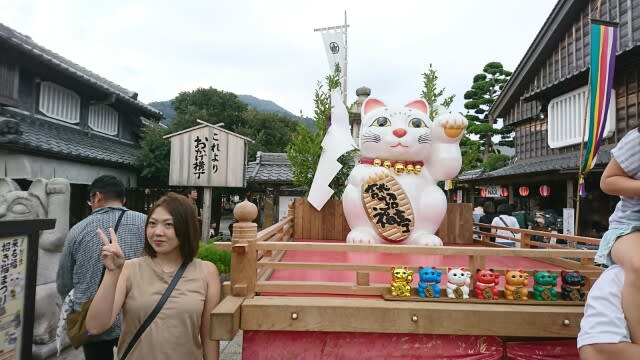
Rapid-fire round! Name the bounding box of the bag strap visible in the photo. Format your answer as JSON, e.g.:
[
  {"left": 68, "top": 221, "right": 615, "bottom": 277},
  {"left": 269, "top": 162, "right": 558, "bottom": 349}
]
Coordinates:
[
  {"left": 119, "top": 259, "right": 189, "bottom": 360},
  {"left": 99, "top": 209, "right": 127, "bottom": 282},
  {"left": 497, "top": 216, "right": 516, "bottom": 237}
]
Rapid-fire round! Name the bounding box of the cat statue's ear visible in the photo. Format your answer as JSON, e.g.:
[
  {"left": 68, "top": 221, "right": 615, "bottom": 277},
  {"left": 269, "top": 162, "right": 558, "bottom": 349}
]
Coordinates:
[
  {"left": 404, "top": 99, "right": 430, "bottom": 115},
  {"left": 362, "top": 98, "right": 386, "bottom": 116}
]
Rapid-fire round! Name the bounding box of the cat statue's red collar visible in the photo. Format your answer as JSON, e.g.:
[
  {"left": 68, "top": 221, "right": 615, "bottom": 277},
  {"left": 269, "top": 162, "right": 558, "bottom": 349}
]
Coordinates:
[{"left": 359, "top": 157, "right": 424, "bottom": 175}]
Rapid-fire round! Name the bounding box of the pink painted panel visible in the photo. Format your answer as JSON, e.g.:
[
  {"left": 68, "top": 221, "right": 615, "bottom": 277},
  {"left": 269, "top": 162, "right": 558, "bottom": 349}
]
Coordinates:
[{"left": 243, "top": 331, "right": 505, "bottom": 360}]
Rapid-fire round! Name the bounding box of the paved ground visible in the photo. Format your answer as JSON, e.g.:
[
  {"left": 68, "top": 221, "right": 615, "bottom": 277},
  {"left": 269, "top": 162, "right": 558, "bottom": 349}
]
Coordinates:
[{"left": 53, "top": 330, "right": 243, "bottom": 359}]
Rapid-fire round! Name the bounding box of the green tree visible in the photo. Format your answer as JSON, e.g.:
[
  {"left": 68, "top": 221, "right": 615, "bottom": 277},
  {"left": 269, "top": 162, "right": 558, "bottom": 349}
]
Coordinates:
[
  {"left": 170, "top": 87, "right": 248, "bottom": 132},
  {"left": 240, "top": 109, "right": 298, "bottom": 160},
  {"left": 287, "top": 65, "right": 355, "bottom": 198},
  {"left": 420, "top": 63, "right": 455, "bottom": 120},
  {"left": 463, "top": 62, "right": 513, "bottom": 163},
  {"left": 136, "top": 122, "right": 171, "bottom": 186}
]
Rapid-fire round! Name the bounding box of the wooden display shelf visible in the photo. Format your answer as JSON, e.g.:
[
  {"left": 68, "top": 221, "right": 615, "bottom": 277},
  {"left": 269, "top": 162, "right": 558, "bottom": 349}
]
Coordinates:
[{"left": 382, "top": 288, "right": 585, "bottom": 306}]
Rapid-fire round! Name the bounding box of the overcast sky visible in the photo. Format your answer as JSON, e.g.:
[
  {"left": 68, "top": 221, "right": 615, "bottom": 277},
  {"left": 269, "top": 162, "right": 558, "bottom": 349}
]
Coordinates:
[{"left": 1, "top": 0, "right": 557, "bottom": 118}]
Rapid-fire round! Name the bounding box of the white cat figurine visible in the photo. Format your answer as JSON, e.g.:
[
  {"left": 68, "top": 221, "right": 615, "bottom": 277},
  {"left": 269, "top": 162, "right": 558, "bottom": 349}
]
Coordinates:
[
  {"left": 446, "top": 267, "right": 471, "bottom": 299},
  {"left": 342, "top": 97, "right": 467, "bottom": 246}
]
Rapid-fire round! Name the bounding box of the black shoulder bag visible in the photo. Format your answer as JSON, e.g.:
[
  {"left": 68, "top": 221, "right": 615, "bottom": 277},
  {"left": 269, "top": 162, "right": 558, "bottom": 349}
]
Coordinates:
[
  {"left": 119, "top": 259, "right": 189, "bottom": 360},
  {"left": 497, "top": 216, "right": 517, "bottom": 238}
]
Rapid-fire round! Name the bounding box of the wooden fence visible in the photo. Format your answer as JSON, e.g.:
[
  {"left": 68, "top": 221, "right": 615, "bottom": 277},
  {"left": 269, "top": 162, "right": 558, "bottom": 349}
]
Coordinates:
[
  {"left": 292, "top": 198, "right": 473, "bottom": 244},
  {"left": 211, "top": 200, "right": 602, "bottom": 341}
]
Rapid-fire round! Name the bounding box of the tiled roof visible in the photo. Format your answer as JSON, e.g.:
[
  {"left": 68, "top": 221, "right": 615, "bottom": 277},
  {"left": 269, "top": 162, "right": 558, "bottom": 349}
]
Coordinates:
[
  {"left": 246, "top": 152, "right": 293, "bottom": 184},
  {"left": 0, "top": 109, "right": 139, "bottom": 167},
  {"left": 458, "top": 147, "right": 613, "bottom": 181},
  {"left": 0, "top": 22, "right": 162, "bottom": 119}
]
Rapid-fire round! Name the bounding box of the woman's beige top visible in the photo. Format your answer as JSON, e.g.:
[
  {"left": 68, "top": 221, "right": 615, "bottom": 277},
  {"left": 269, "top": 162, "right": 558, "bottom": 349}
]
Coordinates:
[{"left": 117, "top": 256, "right": 207, "bottom": 359}]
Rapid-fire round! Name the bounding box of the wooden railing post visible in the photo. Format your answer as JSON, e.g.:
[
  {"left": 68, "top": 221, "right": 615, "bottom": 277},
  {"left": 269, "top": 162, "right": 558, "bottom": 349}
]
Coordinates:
[
  {"left": 230, "top": 200, "right": 258, "bottom": 298},
  {"left": 468, "top": 255, "right": 486, "bottom": 290},
  {"left": 521, "top": 233, "right": 531, "bottom": 248}
]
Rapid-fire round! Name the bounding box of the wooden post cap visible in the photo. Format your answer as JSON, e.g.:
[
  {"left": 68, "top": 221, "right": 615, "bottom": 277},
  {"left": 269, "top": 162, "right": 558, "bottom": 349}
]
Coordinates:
[{"left": 234, "top": 200, "right": 258, "bottom": 222}]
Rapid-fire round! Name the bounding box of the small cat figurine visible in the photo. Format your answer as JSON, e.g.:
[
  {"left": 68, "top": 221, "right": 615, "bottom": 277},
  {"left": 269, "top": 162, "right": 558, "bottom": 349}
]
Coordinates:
[
  {"left": 474, "top": 269, "right": 500, "bottom": 300},
  {"left": 446, "top": 267, "right": 471, "bottom": 299},
  {"left": 342, "top": 98, "right": 467, "bottom": 246},
  {"left": 417, "top": 266, "right": 441, "bottom": 298},
  {"left": 561, "top": 270, "right": 587, "bottom": 301},
  {"left": 505, "top": 269, "right": 529, "bottom": 301},
  {"left": 533, "top": 271, "right": 559, "bottom": 301},
  {"left": 390, "top": 266, "right": 413, "bottom": 297}
]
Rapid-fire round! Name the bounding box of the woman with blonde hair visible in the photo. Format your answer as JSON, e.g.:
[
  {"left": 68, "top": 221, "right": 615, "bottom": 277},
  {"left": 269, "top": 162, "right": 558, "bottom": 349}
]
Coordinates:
[{"left": 87, "top": 192, "right": 221, "bottom": 359}]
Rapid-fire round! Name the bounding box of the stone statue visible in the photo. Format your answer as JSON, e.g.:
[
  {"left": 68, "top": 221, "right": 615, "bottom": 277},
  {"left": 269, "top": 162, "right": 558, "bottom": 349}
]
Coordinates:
[{"left": 0, "top": 177, "right": 70, "bottom": 359}]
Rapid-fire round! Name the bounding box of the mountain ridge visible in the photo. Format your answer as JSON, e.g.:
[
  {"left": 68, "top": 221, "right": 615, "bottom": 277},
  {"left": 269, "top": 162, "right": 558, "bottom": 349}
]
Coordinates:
[{"left": 149, "top": 95, "right": 313, "bottom": 128}]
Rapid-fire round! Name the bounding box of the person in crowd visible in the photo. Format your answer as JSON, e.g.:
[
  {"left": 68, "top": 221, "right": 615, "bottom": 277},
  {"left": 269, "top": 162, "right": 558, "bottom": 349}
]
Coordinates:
[
  {"left": 57, "top": 175, "right": 147, "bottom": 359},
  {"left": 478, "top": 201, "right": 497, "bottom": 240},
  {"left": 511, "top": 203, "right": 529, "bottom": 229},
  {"left": 578, "top": 265, "right": 640, "bottom": 358},
  {"left": 595, "top": 127, "right": 640, "bottom": 344},
  {"left": 186, "top": 188, "right": 201, "bottom": 218},
  {"left": 86, "top": 192, "right": 221, "bottom": 359},
  {"left": 491, "top": 203, "right": 521, "bottom": 246}
]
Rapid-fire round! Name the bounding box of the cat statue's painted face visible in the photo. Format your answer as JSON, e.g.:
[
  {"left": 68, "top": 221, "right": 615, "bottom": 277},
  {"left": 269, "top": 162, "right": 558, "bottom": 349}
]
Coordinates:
[{"left": 359, "top": 98, "right": 433, "bottom": 162}]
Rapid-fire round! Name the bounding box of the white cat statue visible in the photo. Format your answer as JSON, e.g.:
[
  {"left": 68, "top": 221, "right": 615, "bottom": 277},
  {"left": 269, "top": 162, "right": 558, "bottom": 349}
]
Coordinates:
[
  {"left": 446, "top": 267, "right": 471, "bottom": 299},
  {"left": 342, "top": 97, "right": 467, "bottom": 246}
]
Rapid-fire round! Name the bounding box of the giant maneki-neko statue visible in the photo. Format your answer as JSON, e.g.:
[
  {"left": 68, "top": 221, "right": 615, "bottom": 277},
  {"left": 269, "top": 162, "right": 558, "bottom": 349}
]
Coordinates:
[{"left": 309, "top": 89, "right": 468, "bottom": 246}]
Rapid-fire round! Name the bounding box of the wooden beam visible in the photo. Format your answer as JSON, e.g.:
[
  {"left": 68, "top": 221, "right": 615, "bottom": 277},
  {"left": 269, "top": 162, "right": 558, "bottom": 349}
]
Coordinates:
[
  {"left": 210, "top": 296, "right": 244, "bottom": 340},
  {"left": 241, "top": 296, "right": 583, "bottom": 337},
  {"left": 254, "top": 242, "right": 596, "bottom": 258},
  {"left": 256, "top": 281, "right": 387, "bottom": 296}
]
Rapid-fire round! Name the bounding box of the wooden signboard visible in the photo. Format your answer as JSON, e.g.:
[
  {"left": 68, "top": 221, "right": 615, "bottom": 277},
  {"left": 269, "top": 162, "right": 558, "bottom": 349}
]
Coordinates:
[
  {"left": 0, "top": 219, "right": 55, "bottom": 360},
  {"left": 165, "top": 122, "right": 251, "bottom": 188},
  {"left": 165, "top": 121, "right": 252, "bottom": 241}
]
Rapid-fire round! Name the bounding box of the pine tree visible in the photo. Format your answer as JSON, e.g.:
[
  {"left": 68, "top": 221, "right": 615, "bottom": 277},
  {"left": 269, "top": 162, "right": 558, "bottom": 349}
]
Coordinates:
[{"left": 463, "top": 62, "right": 513, "bottom": 164}]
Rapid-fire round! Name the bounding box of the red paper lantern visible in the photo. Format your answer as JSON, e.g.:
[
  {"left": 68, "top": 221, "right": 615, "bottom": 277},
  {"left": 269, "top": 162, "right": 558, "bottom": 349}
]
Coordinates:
[
  {"left": 539, "top": 185, "right": 551, "bottom": 197},
  {"left": 500, "top": 187, "right": 509, "bottom": 197},
  {"left": 480, "top": 188, "right": 488, "bottom": 197},
  {"left": 518, "top": 186, "right": 529, "bottom": 197}
]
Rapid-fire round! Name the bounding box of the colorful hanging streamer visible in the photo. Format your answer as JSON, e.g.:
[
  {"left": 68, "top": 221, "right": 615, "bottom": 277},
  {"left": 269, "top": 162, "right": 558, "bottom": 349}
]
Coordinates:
[{"left": 579, "top": 19, "right": 618, "bottom": 197}]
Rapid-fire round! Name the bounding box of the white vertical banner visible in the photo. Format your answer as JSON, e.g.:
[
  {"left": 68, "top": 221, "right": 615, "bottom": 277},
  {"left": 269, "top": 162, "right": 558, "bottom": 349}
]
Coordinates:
[
  {"left": 321, "top": 30, "right": 346, "bottom": 75},
  {"left": 563, "top": 208, "right": 575, "bottom": 236}
]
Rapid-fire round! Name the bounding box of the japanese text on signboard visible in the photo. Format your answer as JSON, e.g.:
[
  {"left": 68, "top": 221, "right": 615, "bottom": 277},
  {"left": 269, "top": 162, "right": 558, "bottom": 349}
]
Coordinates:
[{"left": 192, "top": 132, "right": 221, "bottom": 179}]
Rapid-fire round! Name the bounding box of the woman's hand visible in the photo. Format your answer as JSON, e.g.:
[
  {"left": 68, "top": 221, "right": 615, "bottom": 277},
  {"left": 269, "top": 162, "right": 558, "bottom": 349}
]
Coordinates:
[{"left": 97, "top": 228, "right": 124, "bottom": 271}]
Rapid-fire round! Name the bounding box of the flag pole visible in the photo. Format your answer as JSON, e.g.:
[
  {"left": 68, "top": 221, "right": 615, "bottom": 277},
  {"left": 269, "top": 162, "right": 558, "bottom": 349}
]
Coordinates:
[
  {"left": 575, "top": 79, "right": 590, "bottom": 236},
  {"left": 344, "top": 10, "right": 348, "bottom": 104}
]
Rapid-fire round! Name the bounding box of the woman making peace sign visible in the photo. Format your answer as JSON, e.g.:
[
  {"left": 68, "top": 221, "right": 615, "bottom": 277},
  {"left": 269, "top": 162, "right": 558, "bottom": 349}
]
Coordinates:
[{"left": 86, "top": 193, "right": 221, "bottom": 360}]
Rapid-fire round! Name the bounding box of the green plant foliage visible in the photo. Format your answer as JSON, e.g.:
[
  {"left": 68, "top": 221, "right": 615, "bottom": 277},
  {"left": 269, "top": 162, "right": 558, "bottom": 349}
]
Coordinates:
[
  {"left": 420, "top": 63, "right": 455, "bottom": 120},
  {"left": 137, "top": 87, "right": 298, "bottom": 184},
  {"left": 463, "top": 62, "right": 513, "bottom": 165},
  {"left": 286, "top": 65, "right": 355, "bottom": 198},
  {"left": 238, "top": 109, "right": 298, "bottom": 161},
  {"left": 483, "top": 153, "right": 512, "bottom": 172},
  {"left": 197, "top": 240, "right": 231, "bottom": 274},
  {"left": 136, "top": 122, "right": 171, "bottom": 186}
]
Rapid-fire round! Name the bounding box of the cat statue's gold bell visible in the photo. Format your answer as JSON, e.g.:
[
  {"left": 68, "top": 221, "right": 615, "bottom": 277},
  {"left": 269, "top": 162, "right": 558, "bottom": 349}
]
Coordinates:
[
  {"left": 373, "top": 159, "right": 382, "bottom": 167},
  {"left": 383, "top": 160, "right": 392, "bottom": 169},
  {"left": 414, "top": 165, "right": 422, "bottom": 174},
  {"left": 394, "top": 163, "right": 405, "bottom": 175},
  {"left": 406, "top": 164, "right": 415, "bottom": 174}
]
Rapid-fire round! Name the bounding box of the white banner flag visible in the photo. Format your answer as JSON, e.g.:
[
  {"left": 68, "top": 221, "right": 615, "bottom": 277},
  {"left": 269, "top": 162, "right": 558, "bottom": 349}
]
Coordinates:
[{"left": 321, "top": 30, "right": 346, "bottom": 74}]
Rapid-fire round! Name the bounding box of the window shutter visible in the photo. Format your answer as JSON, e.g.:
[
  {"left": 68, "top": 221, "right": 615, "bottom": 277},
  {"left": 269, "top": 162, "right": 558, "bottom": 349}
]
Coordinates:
[{"left": 0, "top": 63, "right": 19, "bottom": 107}]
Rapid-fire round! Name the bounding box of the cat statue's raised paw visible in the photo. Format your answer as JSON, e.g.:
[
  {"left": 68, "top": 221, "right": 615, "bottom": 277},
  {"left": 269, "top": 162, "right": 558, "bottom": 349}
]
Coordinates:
[{"left": 342, "top": 98, "right": 467, "bottom": 246}]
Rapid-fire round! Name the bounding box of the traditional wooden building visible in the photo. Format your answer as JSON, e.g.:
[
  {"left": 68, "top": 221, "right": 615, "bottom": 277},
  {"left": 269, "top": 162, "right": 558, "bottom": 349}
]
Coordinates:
[
  {"left": 0, "top": 22, "right": 163, "bottom": 223},
  {"left": 457, "top": 0, "right": 640, "bottom": 236},
  {"left": 245, "top": 152, "right": 305, "bottom": 227}
]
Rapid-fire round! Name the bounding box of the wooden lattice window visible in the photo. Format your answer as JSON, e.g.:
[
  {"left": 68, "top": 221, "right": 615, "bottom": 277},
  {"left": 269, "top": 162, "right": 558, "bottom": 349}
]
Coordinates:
[
  {"left": 38, "top": 82, "right": 81, "bottom": 123},
  {"left": 88, "top": 104, "right": 119, "bottom": 135}
]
